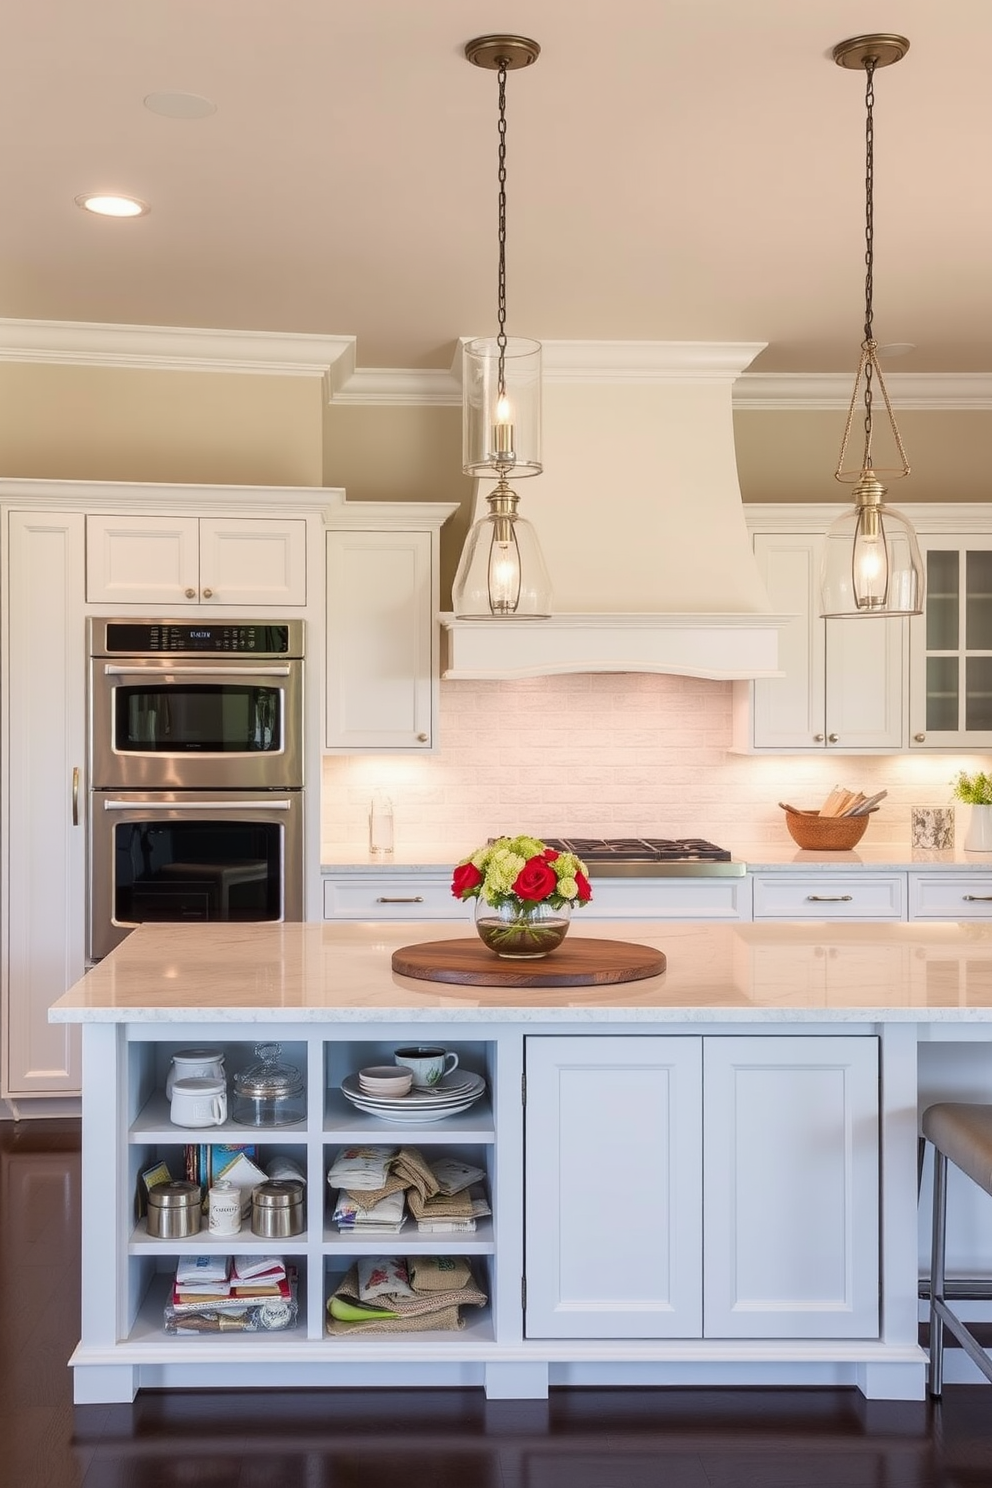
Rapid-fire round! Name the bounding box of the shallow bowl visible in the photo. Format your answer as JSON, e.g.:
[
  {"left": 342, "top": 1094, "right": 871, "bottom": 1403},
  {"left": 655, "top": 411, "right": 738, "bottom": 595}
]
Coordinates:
[{"left": 784, "top": 809, "right": 868, "bottom": 851}]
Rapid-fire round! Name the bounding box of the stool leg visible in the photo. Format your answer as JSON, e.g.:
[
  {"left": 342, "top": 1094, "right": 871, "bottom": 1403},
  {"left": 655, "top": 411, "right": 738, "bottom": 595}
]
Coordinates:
[{"left": 929, "top": 1147, "right": 948, "bottom": 1397}]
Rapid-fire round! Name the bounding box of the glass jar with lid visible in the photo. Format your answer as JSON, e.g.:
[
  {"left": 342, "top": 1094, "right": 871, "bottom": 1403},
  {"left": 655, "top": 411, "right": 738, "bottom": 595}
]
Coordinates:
[{"left": 231, "top": 1043, "right": 306, "bottom": 1127}]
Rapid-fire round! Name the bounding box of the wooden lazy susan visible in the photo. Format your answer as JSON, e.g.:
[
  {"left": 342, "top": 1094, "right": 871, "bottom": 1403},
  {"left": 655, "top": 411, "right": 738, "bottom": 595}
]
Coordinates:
[{"left": 391, "top": 937, "right": 667, "bottom": 988}]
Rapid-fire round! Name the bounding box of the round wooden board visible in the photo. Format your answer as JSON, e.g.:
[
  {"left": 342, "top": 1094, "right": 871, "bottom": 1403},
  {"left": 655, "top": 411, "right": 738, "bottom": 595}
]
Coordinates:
[{"left": 391, "top": 937, "right": 667, "bottom": 987}]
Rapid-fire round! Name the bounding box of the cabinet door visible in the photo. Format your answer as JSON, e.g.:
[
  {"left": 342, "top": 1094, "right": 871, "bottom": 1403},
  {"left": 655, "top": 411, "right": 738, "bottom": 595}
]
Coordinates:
[
  {"left": 909, "top": 537, "right": 992, "bottom": 747},
  {"left": 750, "top": 533, "right": 826, "bottom": 749},
  {"left": 524, "top": 1036, "right": 703, "bottom": 1338},
  {"left": 703, "top": 1035, "right": 879, "bottom": 1338},
  {"left": 3, "top": 512, "right": 84, "bottom": 1097},
  {"left": 824, "top": 613, "right": 904, "bottom": 750},
  {"left": 198, "top": 517, "right": 306, "bottom": 606},
  {"left": 325, "top": 530, "right": 434, "bottom": 750},
  {"left": 86, "top": 514, "right": 199, "bottom": 604}
]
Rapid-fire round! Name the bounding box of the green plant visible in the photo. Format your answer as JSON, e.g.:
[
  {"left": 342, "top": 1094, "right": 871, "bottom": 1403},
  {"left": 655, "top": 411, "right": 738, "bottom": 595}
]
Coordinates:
[{"left": 951, "top": 770, "right": 992, "bottom": 805}]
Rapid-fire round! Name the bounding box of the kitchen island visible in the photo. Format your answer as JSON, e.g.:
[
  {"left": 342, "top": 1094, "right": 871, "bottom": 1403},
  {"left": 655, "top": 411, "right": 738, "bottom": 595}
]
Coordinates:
[{"left": 51, "top": 918, "right": 992, "bottom": 1404}]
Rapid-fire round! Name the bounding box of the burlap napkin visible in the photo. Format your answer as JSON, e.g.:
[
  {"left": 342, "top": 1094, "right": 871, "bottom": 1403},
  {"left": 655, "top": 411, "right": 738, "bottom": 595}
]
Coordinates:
[{"left": 325, "top": 1262, "right": 485, "bottom": 1336}]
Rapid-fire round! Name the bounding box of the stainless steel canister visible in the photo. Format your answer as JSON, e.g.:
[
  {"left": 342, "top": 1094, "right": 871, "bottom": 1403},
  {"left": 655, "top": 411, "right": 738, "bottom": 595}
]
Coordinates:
[
  {"left": 146, "top": 1179, "right": 203, "bottom": 1238},
  {"left": 250, "top": 1178, "right": 305, "bottom": 1238}
]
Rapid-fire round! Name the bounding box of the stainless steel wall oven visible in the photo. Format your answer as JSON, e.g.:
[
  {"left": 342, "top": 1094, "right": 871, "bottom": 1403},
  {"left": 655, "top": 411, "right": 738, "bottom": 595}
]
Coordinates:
[{"left": 88, "top": 619, "right": 305, "bottom": 959}]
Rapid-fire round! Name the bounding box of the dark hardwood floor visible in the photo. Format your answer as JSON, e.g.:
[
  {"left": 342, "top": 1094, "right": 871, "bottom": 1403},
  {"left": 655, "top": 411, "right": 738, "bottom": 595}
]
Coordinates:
[{"left": 2, "top": 1119, "right": 991, "bottom": 1488}]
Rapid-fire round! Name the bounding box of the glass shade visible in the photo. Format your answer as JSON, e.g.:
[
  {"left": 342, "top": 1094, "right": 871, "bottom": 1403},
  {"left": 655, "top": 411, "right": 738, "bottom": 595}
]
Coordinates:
[
  {"left": 463, "top": 337, "right": 542, "bottom": 478},
  {"left": 820, "top": 499, "right": 925, "bottom": 617},
  {"left": 452, "top": 486, "right": 552, "bottom": 619}
]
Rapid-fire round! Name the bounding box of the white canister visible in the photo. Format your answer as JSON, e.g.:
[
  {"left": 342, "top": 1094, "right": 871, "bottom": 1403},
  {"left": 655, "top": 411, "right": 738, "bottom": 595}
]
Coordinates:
[
  {"left": 169, "top": 1075, "right": 228, "bottom": 1128},
  {"left": 166, "top": 1047, "right": 225, "bottom": 1098},
  {"left": 208, "top": 1178, "right": 242, "bottom": 1236}
]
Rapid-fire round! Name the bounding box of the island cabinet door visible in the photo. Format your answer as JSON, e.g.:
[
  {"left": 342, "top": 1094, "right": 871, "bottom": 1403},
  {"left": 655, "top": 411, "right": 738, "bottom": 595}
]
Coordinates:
[
  {"left": 524, "top": 1036, "right": 703, "bottom": 1339},
  {"left": 702, "top": 1036, "right": 880, "bottom": 1339}
]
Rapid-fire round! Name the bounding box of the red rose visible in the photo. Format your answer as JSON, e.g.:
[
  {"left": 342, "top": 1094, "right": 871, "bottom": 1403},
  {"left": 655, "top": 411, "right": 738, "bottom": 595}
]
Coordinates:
[
  {"left": 451, "top": 861, "right": 483, "bottom": 899},
  {"left": 512, "top": 856, "right": 558, "bottom": 902},
  {"left": 541, "top": 848, "right": 559, "bottom": 861},
  {"left": 574, "top": 871, "right": 592, "bottom": 903}
]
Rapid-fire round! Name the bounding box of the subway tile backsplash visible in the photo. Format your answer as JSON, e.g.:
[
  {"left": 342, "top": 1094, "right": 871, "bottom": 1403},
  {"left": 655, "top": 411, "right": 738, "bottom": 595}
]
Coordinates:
[{"left": 321, "top": 674, "right": 976, "bottom": 858}]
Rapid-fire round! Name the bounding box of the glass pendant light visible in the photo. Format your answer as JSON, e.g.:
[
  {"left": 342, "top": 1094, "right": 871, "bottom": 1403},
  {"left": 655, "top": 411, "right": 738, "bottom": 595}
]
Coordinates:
[
  {"left": 453, "top": 34, "right": 552, "bottom": 620},
  {"left": 820, "top": 34, "right": 924, "bottom": 619}
]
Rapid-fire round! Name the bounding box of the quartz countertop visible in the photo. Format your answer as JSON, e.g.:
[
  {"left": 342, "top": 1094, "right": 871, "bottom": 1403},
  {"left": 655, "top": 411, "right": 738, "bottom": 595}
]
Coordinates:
[
  {"left": 49, "top": 919, "right": 992, "bottom": 1025},
  {"left": 321, "top": 845, "right": 992, "bottom": 874}
]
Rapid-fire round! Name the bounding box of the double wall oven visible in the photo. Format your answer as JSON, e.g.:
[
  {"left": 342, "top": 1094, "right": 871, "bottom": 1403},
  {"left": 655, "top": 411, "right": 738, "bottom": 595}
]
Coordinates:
[{"left": 88, "top": 619, "right": 305, "bottom": 960}]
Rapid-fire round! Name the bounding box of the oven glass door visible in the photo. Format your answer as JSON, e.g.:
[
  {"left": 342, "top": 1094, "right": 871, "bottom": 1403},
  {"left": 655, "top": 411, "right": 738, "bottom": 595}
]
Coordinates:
[
  {"left": 89, "top": 791, "right": 304, "bottom": 960},
  {"left": 90, "top": 658, "right": 303, "bottom": 788}
]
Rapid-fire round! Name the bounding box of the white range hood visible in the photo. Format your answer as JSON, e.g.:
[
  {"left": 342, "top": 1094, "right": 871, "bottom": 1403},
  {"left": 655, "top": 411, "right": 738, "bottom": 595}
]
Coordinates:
[{"left": 441, "top": 341, "right": 788, "bottom": 682}]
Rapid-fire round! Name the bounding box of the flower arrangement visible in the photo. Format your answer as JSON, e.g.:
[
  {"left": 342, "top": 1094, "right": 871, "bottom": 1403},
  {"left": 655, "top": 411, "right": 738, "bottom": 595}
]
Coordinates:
[
  {"left": 951, "top": 770, "right": 992, "bottom": 805},
  {"left": 451, "top": 835, "right": 592, "bottom": 911},
  {"left": 452, "top": 835, "right": 592, "bottom": 957}
]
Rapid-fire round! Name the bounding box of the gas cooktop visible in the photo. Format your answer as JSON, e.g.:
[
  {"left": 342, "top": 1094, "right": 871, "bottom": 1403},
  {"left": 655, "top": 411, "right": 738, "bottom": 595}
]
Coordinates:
[{"left": 541, "top": 837, "right": 745, "bottom": 878}]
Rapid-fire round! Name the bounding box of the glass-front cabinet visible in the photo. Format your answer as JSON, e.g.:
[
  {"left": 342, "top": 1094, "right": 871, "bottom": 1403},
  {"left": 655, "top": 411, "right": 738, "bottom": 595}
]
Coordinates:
[{"left": 910, "top": 537, "right": 992, "bottom": 747}]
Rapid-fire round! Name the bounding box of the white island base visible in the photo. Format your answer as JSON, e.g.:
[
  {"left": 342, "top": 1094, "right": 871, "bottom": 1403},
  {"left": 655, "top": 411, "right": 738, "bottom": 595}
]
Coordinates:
[{"left": 51, "top": 919, "right": 992, "bottom": 1405}]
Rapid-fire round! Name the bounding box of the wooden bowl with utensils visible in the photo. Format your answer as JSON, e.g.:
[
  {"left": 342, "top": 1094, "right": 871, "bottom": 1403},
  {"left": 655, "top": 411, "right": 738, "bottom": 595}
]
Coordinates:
[{"left": 784, "top": 809, "right": 869, "bottom": 851}]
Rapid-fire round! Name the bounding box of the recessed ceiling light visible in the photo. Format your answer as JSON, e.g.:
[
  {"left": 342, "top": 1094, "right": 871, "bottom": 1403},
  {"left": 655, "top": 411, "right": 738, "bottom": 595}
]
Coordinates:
[
  {"left": 143, "top": 91, "right": 217, "bottom": 119},
  {"left": 75, "top": 193, "right": 149, "bottom": 218}
]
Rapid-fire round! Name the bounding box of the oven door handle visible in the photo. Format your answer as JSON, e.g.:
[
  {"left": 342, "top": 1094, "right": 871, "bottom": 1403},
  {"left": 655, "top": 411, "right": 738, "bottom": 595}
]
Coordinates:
[
  {"left": 101, "top": 664, "right": 292, "bottom": 678},
  {"left": 100, "top": 798, "right": 294, "bottom": 811}
]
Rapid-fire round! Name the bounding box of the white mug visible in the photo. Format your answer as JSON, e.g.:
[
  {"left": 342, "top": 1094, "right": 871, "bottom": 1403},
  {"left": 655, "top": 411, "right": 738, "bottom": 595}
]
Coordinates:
[
  {"left": 170, "top": 1076, "right": 228, "bottom": 1128},
  {"left": 394, "top": 1046, "right": 459, "bottom": 1090},
  {"left": 166, "top": 1048, "right": 225, "bottom": 1099}
]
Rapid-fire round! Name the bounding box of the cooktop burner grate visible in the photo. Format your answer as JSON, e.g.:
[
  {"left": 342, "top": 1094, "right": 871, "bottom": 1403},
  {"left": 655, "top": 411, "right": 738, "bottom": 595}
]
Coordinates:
[{"left": 542, "top": 837, "right": 732, "bottom": 863}]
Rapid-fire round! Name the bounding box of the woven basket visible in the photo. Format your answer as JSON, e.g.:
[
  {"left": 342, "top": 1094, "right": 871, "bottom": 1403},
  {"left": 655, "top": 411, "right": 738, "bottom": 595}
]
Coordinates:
[{"left": 784, "top": 809, "right": 869, "bottom": 851}]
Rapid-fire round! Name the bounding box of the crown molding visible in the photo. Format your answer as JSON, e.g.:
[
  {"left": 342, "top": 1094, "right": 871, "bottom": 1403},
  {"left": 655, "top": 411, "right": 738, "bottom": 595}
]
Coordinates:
[
  {"left": 0, "top": 319, "right": 987, "bottom": 410},
  {"left": 0, "top": 318, "right": 356, "bottom": 400},
  {"left": 735, "top": 371, "right": 992, "bottom": 411}
]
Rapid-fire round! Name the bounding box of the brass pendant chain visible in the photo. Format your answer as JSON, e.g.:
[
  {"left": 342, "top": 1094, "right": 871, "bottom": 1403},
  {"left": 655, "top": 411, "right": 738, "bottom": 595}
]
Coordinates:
[
  {"left": 862, "top": 56, "right": 876, "bottom": 470},
  {"left": 496, "top": 59, "right": 508, "bottom": 401}
]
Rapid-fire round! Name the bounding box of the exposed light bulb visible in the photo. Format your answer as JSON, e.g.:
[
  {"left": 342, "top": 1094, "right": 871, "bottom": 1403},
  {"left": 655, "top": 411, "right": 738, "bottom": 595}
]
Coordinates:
[
  {"left": 488, "top": 534, "right": 521, "bottom": 613},
  {"left": 852, "top": 519, "right": 888, "bottom": 609},
  {"left": 492, "top": 393, "right": 515, "bottom": 462}
]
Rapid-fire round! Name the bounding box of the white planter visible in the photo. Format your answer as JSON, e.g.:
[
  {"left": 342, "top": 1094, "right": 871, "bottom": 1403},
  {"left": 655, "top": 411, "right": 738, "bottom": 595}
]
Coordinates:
[{"left": 964, "top": 804, "right": 992, "bottom": 852}]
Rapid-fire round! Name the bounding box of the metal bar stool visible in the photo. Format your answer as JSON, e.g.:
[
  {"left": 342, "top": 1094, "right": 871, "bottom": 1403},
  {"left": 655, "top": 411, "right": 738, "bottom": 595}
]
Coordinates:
[{"left": 922, "top": 1102, "right": 992, "bottom": 1395}]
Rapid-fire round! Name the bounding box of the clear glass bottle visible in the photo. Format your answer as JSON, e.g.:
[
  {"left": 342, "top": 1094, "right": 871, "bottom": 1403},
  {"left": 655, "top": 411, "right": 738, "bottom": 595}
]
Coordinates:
[{"left": 369, "top": 790, "right": 394, "bottom": 857}]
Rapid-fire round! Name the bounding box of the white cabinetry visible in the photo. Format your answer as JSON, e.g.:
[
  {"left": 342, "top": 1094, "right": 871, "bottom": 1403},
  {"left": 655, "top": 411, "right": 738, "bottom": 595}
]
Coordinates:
[
  {"left": 909, "top": 873, "right": 992, "bottom": 920},
  {"left": 524, "top": 1036, "right": 703, "bottom": 1338},
  {"left": 909, "top": 533, "right": 992, "bottom": 749},
  {"left": 86, "top": 513, "right": 307, "bottom": 606},
  {"left": 324, "top": 504, "right": 455, "bottom": 752},
  {"left": 524, "top": 1034, "right": 879, "bottom": 1341},
  {"left": 2, "top": 511, "right": 84, "bottom": 1101},
  {"left": 734, "top": 527, "right": 904, "bottom": 752},
  {"left": 752, "top": 874, "right": 906, "bottom": 921}
]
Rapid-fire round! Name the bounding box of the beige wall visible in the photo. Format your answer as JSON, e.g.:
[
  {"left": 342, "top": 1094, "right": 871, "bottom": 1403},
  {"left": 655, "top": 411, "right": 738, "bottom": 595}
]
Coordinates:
[
  {"left": 323, "top": 403, "right": 472, "bottom": 607},
  {"left": 734, "top": 409, "right": 992, "bottom": 504},
  {"left": 0, "top": 364, "right": 324, "bottom": 486}
]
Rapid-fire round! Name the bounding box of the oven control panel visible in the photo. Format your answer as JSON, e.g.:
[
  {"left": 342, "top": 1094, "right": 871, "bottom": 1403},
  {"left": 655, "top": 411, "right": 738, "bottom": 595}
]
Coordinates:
[{"left": 92, "top": 620, "right": 304, "bottom": 657}]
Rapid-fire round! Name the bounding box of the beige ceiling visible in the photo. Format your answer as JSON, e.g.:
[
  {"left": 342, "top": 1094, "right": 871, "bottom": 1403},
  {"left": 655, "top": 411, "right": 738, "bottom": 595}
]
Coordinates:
[{"left": 3, "top": 0, "right": 990, "bottom": 376}]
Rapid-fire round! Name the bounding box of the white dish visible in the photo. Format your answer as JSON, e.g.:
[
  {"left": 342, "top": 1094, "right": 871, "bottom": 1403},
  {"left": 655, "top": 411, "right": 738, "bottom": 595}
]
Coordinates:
[
  {"left": 342, "top": 1099, "right": 483, "bottom": 1125},
  {"left": 342, "top": 1089, "right": 483, "bottom": 1117},
  {"left": 341, "top": 1071, "right": 484, "bottom": 1108}
]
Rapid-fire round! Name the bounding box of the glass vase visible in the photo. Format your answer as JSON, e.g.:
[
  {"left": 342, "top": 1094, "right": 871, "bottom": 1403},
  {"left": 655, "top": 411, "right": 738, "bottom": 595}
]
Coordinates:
[{"left": 474, "top": 898, "right": 571, "bottom": 959}]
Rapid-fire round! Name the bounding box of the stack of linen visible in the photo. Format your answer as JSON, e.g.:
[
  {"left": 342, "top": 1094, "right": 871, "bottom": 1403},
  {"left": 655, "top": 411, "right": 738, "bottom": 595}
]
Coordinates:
[
  {"left": 326, "top": 1253, "right": 487, "bottom": 1336},
  {"left": 163, "top": 1253, "right": 298, "bottom": 1334},
  {"left": 327, "top": 1146, "right": 490, "bottom": 1235}
]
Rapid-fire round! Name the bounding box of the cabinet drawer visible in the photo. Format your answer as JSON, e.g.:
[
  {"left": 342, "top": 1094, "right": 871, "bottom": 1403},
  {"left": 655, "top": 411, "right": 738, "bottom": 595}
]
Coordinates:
[
  {"left": 909, "top": 874, "right": 992, "bottom": 920},
  {"left": 322, "top": 876, "right": 470, "bottom": 920},
  {"left": 582, "top": 876, "right": 750, "bottom": 920},
  {"left": 751, "top": 874, "right": 906, "bottom": 920}
]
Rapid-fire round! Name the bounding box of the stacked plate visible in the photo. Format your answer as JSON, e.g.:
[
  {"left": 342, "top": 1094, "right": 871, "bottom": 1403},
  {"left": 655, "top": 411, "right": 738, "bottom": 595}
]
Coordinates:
[{"left": 340, "top": 1070, "right": 486, "bottom": 1124}]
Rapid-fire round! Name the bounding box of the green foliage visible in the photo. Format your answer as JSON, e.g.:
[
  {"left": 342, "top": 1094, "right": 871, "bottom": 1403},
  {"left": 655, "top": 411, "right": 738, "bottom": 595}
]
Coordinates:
[{"left": 951, "top": 770, "right": 992, "bottom": 805}]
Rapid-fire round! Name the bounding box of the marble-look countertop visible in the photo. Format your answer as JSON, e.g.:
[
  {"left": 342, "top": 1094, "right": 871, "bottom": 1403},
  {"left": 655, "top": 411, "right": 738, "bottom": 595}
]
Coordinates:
[
  {"left": 321, "top": 845, "right": 992, "bottom": 875},
  {"left": 49, "top": 919, "right": 992, "bottom": 1025}
]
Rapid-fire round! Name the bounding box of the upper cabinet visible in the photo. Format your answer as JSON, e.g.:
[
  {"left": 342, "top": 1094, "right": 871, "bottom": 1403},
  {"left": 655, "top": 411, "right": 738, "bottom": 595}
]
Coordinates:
[
  {"left": 324, "top": 503, "right": 457, "bottom": 753},
  {"left": 733, "top": 526, "right": 905, "bottom": 753},
  {"left": 909, "top": 535, "right": 992, "bottom": 749},
  {"left": 86, "top": 513, "right": 307, "bottom": 606}
]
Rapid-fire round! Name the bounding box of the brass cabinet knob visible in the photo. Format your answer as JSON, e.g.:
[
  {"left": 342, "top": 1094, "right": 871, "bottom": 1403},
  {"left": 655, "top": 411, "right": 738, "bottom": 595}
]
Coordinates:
[
  {"left": 185, "top": 587, "right": 196, "bottom": 599},
  {"left": 914, "top": 733, "right": 926, "bottom": 742},
  {"left": 202, "top": 587, "right": 213, "bottom": 599},
  {"left": 417, "top": 732, "right": 429, "bottom": 743},
  {"left": 828, "top": 733, "right": 839, "bottom": 743},
  {"left": 814, "top": 733, "right": 824, "bottom": 742}
]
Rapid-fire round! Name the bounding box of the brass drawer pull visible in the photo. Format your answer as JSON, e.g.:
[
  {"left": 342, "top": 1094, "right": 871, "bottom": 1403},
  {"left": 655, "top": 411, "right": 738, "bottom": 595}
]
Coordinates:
[
  {"left": 963, "top": 895, "right": 992, "bottom": 902},
  {"left": 375, "top": 896, "right": 425, "bottom": 904},
  {"left": 805, "top": 894, "right": 854, "bottom": 902}
]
